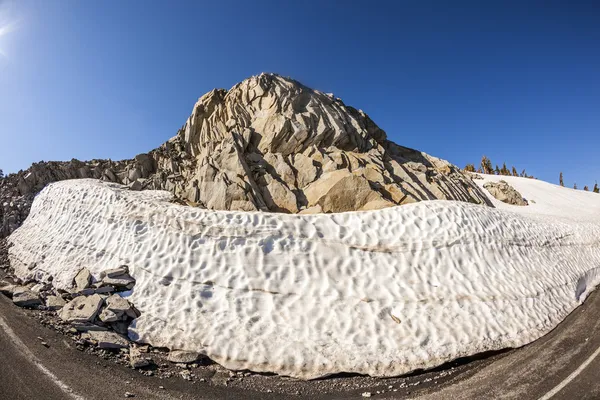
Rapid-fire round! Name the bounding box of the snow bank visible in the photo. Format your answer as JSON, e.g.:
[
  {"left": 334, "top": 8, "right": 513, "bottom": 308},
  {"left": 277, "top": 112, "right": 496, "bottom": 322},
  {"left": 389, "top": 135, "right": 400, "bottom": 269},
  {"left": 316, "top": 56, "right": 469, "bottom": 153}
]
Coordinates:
[{"left": 8, "top": 178, "right": 600, "bottom": 379}]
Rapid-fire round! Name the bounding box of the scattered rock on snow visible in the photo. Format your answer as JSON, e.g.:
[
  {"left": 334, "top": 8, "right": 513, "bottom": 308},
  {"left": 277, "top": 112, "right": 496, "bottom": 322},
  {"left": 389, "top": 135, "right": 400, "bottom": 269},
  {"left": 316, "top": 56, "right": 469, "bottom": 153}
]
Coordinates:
[
  {"left": 99, "top": 266, "right": 135, "bottom": 289},
  {"left": 105, "top": 294, "right": 139, "bottom": 319},
  {"left": 73, "top": 268, "right": 92, "bottom": 292}
]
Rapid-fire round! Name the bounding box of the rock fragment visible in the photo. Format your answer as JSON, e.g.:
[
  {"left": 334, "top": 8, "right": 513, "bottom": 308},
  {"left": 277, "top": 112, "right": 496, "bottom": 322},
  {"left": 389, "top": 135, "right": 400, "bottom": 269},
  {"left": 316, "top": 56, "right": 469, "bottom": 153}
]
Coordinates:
[
  {"left": 45, "top": 295, "right": 66, "bottom": 310},
  {"left": 0, "top": 281, "right": 16, "bottom": 297},
  {"left": 58, "top": 294, "right": 103, "bottom": 323},
  {"left": 12, "top": 290, "right": 41, "bottom": 307},
  {"left": 87, "top": 331, "right": 129, "bottom": 349},
  {"left": 129, "top": 346, "right": 150, "bottom": 368},
  {"left": 167, "top": 350, "right": 201, "bottom": 364},
  {"left": 73, "top": 268, "right": 92, "bottom": 291}
]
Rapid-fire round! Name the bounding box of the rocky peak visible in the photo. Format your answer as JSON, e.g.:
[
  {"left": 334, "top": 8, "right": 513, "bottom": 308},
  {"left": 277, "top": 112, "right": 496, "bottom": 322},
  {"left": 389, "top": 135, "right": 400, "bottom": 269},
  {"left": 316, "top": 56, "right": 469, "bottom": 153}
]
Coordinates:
[
  {"left": 153, "top": 73, "right": 492, "bottom": 213},
  {"left": 180, "top": 73, "right": 386, "bottom": 156}
]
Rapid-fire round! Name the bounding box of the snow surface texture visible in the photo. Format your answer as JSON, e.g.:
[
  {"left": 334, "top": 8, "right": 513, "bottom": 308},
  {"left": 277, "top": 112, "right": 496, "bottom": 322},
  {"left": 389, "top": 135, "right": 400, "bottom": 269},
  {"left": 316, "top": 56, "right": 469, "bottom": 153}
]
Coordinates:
[{"left": 8, "top": 177, "right": 600, "bottom": 379}]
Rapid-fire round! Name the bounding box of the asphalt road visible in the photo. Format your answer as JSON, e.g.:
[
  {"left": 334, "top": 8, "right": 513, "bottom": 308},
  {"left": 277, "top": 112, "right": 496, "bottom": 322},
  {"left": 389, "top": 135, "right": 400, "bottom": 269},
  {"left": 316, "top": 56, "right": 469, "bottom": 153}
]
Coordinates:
[{"left": 1, "top": 289, "right": 600, "bottom": 400}]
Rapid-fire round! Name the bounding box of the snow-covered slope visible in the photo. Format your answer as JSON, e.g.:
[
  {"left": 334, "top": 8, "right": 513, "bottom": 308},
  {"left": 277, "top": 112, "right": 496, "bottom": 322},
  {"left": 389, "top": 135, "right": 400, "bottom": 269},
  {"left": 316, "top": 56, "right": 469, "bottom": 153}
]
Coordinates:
[
  {"left": 475, "top": 173, "right": 600, "bottom": 221},
  {"left": 8, "top": 177, "right": 600, "bottom": 379}
]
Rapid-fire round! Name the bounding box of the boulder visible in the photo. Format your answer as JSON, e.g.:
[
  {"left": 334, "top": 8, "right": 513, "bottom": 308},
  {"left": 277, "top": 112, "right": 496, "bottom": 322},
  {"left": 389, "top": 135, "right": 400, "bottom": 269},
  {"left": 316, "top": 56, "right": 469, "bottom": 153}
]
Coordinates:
[
  {"left": 261, "top": 176, "right": 298, "bottom": 213},
  {"left": 304, "top": 170, "right": 387, "bottom": 213},
  {"left": 58, "top": 294, "right": 104, "bottom": 323},
  {"left": 86, "top": 331, "right": 129, "bottom": 349},
  {"left": 129, "top": 180, "right": 144, "bottom": 191},
  {"left": 99, "top": 266, "right": 135, "bottom": 288},
  {"left": 45, "top": 295, "right": 66, "bottom": 310},
  {"left": 483, "top": 180, "right": 528, "bottom": 206},
  {"left": 167, "top": 350, "right": 202, "bottom": 364},
  {"left": 292, "top": 153, "right": 319, "bottom": 188},
  {"left": 102, "top": 294, "right": 138, "bottom": 320},
  {"left": 73, "top": 268, "right": 92, "bottom": 292},
  {"left": 12, "top": 290, "right": 41, "bottom": 307}
]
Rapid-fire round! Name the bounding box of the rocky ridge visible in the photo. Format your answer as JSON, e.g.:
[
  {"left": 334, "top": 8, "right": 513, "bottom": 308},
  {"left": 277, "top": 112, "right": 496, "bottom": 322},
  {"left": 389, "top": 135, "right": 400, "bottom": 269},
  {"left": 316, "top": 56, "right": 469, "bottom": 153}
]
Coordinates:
[{"left": 1, "top": 73, "right": 492, "bottom": 237}]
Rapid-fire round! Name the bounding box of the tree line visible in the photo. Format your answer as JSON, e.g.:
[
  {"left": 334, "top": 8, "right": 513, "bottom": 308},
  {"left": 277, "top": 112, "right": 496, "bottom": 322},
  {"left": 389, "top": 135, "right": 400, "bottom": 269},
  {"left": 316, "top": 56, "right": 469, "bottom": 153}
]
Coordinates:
[
  {"left": 464, "top": 156, "right": 534, "bottom": 178},
  {"left": 464, "top": 157, "right": 599, "bottom": 193}
]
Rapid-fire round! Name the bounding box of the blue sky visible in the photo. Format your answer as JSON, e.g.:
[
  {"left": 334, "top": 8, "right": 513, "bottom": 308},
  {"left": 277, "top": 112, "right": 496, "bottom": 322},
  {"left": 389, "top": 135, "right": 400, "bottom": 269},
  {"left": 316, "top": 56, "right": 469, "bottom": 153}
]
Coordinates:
[{"left": 0, "top": 1, "right": 598, "bottom": 188}]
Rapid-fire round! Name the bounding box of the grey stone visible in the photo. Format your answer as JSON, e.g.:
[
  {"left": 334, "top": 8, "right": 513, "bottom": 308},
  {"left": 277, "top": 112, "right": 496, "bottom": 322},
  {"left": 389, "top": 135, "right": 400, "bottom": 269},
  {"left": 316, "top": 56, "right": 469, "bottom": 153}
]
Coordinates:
[
  {"left": 45, "top": 295, "right": 66, "bottom": 310},
  {"left": 98, "top": 308, "right": 120, "bottom": 323},
  {"left": 58, "top": 294, "right": 103, "bottom": 323},
  {"left": 87, "top": 331, "right": 129, "bottom": 349},
  {"left": 129, "top": 346, "right": 150, "bottom": 368},
  {"left": 72, "top": 323, "right": 108, "bottom": 332},
  {"left": 167, "top": 350, "right": 201, "bottom": 364},
  {"left": 102, "top": 276, "right": 135, "bottom": 288},
  {"left": 13, "top": 290, "right": 41, "bottom": 307},
  {"left": 73, "top": 268, "right": 92, "bottom": 292},
  {"left": 95, "top": 286, "right": 115, "bottom": 294},
  {"left": 102, "top": 265, "right": 129, "bottom": 279}
]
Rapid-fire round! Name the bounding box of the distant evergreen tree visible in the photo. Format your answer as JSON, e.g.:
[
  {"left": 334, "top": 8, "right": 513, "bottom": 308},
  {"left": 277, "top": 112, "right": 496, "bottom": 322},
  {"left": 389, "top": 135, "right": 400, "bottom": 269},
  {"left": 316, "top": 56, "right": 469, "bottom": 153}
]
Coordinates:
[
  {"left": 511, "top": 166, "right": 518, "bottom": 176},
  {"left": 574, "top": 183, "right": 578, "bottom": 190},
  {"left": 477, "top": 167, "right": 483, "bottom": 173},
  {"left": 559, "top": 172, "right": 564, "bottom": 187},
  {"left": 593, "top": 182, "right": 599, "bottom": 193},
  {"left": 584, "top": 186, "right": 589, "bottom": 191},
  {"left": 521, "top": 169, "right": 527, "bottom": 178},
  {"left": 499, "top": 162, "right": 510, "bottom": 176},
  {"left": 495, "top": 165, "right": 500, "bottom": 175},
  {"left": 480, "top": 156, "right": 493, "bottom": 174},
  {"left": 464, "top": 164, "right": 476, "bottom": 172}
]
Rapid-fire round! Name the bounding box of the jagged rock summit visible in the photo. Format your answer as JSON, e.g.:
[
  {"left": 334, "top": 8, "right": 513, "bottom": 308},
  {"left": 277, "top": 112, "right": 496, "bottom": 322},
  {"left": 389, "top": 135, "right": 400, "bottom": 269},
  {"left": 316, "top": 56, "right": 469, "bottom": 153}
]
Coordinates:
[
  {"left": 153, "top": 73, "right": 491, "bottom": 212},
  {"left": 0, "top": 73, "right": 491, "bottom": 236}
]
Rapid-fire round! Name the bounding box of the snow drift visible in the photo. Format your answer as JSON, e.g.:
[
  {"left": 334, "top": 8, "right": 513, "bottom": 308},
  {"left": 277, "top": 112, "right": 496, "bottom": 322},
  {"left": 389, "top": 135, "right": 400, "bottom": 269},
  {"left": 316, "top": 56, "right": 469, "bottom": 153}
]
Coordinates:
[{"left": 8, "top": 175, "right": 600, "bottom": 379}]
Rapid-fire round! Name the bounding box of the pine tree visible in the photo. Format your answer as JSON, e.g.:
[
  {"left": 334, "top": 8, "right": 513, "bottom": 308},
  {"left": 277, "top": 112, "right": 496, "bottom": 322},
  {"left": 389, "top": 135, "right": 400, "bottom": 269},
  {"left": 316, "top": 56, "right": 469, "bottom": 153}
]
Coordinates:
[
  {"left": 464, "top": 164, "right": 476, "bottom": 172},
  {"left": 584, "top": 186, "right": 589, "bottom": 191},
  {"left": 574, "top": 183, "right": 578, "bottom": 190},
  {"left": 593, "top": 182, "right": 599, "bottom": 193},
  {"left": 480, "top": 156, "right": 493, "bottom": 175},
  {"left": 559, "top": 172, "right": 564, "bottom": 187},
  {"left": 495, "top": 165, "right": 500, "bottom": 175},
  {"left": 512, "top": 166, "right": 518, "bottom": 176},
  {"left": 521, "top": 169, "right": 527, "bottom": 178},
  {"left": 499, "top": 162, "right": 509, "bottom": 176},
  {"left": 477, "top": 167, "right": 483, "bottom": 173}
]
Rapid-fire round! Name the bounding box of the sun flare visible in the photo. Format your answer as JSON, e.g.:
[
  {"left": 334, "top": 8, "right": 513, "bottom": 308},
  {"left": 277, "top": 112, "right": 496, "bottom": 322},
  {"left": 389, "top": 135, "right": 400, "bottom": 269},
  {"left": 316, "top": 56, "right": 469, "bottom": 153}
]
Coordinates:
[{"left": 0, "top": 8, "right": 18, "bottom": 59}]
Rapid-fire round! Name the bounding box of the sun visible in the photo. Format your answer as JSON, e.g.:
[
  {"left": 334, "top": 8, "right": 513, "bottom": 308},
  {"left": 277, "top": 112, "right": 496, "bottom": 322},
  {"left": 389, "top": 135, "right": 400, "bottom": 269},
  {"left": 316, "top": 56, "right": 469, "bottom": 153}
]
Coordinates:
[{"left": 0, "top": 6, "right": 18, "bottom": 59}]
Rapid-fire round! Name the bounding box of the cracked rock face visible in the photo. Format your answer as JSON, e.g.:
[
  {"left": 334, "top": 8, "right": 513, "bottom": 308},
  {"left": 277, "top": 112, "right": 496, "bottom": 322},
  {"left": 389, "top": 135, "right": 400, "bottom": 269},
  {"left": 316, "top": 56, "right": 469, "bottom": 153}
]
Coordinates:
[{"left": 0, "top": 73, "right": 493, "bottom": 237}]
